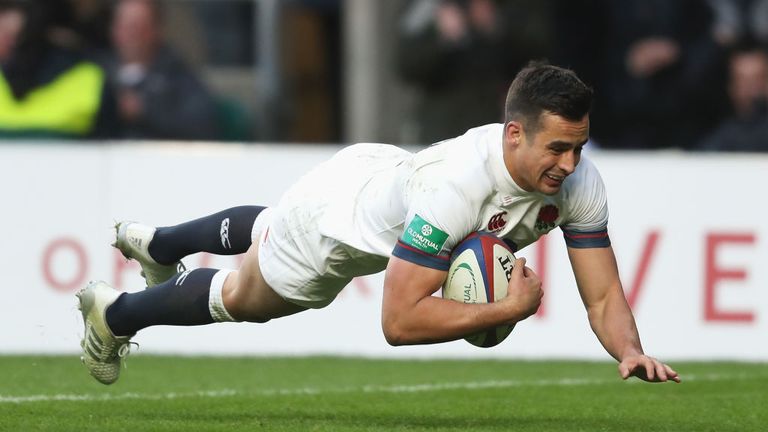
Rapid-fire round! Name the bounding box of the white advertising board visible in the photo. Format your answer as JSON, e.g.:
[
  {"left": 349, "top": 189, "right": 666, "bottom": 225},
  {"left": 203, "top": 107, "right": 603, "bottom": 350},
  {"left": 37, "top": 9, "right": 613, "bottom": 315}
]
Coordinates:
[{"left": 0, "top": 143, "right": 765, "bottom": 360}]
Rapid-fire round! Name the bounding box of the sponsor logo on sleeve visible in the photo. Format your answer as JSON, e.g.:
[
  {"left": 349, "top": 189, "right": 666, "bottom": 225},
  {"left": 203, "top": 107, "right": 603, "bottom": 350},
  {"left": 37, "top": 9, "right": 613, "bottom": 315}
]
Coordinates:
[{"left": 402, "top": 214, "right": 449, "bottom": 255}]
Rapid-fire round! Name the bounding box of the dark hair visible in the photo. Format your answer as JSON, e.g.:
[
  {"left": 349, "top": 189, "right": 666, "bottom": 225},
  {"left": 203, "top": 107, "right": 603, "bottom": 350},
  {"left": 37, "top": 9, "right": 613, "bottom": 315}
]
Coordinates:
[{"left": 504, "top": 61, "right": 593, "bottom": 133}]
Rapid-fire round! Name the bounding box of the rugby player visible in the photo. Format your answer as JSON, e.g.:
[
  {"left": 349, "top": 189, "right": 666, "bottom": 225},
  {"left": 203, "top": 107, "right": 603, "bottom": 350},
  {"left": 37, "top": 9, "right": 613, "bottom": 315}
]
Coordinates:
[{"left": 78, "top": 63, "right": 680, "bottom": 385}]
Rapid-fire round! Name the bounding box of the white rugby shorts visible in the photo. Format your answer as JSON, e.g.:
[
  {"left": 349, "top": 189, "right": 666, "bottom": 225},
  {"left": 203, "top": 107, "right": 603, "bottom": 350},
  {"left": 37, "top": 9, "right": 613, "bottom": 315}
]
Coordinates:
[{"left": 250, "top": 156, "right": 388, "bottom": 309}]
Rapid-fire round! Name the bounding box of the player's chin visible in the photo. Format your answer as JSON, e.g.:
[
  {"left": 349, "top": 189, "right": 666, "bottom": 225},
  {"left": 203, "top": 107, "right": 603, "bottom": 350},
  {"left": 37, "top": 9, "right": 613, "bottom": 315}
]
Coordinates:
[{"left": 537, "top": 179, "right": 563, "bottom": 195}]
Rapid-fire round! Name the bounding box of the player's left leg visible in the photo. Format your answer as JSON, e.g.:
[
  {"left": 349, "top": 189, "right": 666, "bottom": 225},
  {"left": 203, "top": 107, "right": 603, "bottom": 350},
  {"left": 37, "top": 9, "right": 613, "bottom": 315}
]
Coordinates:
[
  {"left": 114, "top": 206, "right": 266, "bottom": 287},
  {"left": 148, "top": 206, "right": 266, "bottom": 263}
]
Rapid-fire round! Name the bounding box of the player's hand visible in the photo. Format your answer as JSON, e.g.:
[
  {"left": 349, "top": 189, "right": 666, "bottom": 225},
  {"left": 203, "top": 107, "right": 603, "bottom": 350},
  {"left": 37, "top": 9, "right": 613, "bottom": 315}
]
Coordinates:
[
  {"left": 502, "top": 257, "right": 542, "bottom": 321},
  {"left": 618, "top": 354, "right": 680, "bottom": 383}
]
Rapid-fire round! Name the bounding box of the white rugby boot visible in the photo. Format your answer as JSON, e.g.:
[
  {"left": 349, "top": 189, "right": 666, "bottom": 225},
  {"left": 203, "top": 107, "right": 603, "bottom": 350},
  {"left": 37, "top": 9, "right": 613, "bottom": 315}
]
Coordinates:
[
  {"left": 77, "top": 280, "right": 135, "bottom": 385},
  {"left": 113, "top": 221, "right": 185, "bottom": 288}
]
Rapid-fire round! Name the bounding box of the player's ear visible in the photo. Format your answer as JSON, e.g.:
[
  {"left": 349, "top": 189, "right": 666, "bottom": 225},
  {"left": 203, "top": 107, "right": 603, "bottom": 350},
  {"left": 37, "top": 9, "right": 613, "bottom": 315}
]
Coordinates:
[{"left": 505, "top": 121, "right": 522, "bottom": 148}]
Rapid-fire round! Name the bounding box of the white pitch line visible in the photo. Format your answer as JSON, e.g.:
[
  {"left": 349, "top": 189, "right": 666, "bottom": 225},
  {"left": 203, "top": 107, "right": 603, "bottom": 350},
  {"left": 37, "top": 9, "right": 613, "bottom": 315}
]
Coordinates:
[{"left": 0, "top": 372, "right": 763, "bottom": 404}]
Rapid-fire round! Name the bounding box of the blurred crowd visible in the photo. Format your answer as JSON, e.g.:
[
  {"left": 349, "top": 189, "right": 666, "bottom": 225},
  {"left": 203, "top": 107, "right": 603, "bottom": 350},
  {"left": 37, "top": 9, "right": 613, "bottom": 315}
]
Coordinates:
[
  {"left": 1, "top": 0, "right": 768, "bottom": 151},
  {"left": 398, "top": 0, "right": 768, "bottom": 151},
  {"left": 0, "top": 0, "right": 226, "bottom": 141}
]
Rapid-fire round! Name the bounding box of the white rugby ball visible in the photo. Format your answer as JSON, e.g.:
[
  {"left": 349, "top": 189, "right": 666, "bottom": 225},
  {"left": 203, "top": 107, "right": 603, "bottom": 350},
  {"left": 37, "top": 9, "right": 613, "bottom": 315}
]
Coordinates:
[{"left": 442, "top": 232, "right": 516, "bottom": 347}]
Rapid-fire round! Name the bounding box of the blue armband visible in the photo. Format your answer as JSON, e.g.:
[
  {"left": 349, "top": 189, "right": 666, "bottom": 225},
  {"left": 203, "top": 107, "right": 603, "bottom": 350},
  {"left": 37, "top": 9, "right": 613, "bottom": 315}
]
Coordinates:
[{"left": 562, "top": 228, "right": 611, "bottom": 248}]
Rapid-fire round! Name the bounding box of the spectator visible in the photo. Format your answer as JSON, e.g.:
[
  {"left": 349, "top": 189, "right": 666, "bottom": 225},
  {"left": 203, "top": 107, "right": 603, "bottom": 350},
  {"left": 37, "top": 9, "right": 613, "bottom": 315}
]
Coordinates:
[
  {"left": 60, "top": 0, "right": 113, "bottom": 50},
  {"left": 397, "top": 0, "right": 552, "bottom": 144},
  {"left": 708, "top": 0, "right": 768, "bottom": 46},
  {"left": 699, "top": 42, "right": 768, "bottom": 151},
  {"left": 0, "top": 0, "right": 117, "bottom": 139},
  {"left": 101, "top": 0, "right": 218, "bottom": 140},
  {"left": 593, "top": 0, "right": 729, "bottom": 150}
]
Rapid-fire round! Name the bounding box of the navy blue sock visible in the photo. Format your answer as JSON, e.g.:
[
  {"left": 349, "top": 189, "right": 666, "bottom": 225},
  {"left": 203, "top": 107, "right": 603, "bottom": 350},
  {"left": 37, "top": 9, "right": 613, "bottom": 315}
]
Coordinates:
[
  {"left": 148, "top": 206, "right": 265, "bottom": 265},
  {"left": 106, "top": 268, "right": 219, "bottom": 336}
]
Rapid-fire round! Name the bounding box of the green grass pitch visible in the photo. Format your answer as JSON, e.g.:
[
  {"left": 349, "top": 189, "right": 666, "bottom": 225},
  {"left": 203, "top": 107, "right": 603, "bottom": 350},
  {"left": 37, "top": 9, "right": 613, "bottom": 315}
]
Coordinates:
[{"left": 1, "top": 356, "right": 766, "bottom": 431}]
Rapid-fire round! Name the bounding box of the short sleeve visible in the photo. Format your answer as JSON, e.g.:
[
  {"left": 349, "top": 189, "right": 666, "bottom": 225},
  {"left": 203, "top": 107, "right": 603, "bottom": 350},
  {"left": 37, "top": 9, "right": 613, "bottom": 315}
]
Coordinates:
[
  {"left": 392, "top": 181, "right": 478, "bottom": 271},
  {"left": 561, "top": 158, "right": 611, "bottom": 248}
]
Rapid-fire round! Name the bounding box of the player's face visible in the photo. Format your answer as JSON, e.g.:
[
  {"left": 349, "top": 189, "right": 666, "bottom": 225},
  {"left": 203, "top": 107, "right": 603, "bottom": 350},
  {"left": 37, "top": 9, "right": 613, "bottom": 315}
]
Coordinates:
[{"left": 506, "top": 112, "right": 589, "bottom": 195}]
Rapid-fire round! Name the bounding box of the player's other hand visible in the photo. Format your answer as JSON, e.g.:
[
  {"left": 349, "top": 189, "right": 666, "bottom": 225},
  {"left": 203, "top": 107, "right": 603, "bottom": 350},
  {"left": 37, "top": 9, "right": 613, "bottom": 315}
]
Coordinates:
[
  {"left": 619, "top": 354, "right": 681, "bottom": 383},
  {"left": 503, "top": 257, "right": 542, "bottom": 321}
]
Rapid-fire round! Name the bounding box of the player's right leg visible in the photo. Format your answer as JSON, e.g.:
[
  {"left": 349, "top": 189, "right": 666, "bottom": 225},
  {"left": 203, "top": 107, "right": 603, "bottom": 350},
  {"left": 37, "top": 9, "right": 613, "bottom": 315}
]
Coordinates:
[{"left": 114, "top": 206, "right": 266, "bottom": 287}]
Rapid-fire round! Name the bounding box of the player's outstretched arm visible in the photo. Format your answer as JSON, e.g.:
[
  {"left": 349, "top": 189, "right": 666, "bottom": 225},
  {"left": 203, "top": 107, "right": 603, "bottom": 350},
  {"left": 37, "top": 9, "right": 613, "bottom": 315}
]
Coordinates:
[
  {"left": 567, "top": 246, "right": 680, "bottom": 383},
  {"left": 381, "top": 256, "right": 540, "bottom": 346}
]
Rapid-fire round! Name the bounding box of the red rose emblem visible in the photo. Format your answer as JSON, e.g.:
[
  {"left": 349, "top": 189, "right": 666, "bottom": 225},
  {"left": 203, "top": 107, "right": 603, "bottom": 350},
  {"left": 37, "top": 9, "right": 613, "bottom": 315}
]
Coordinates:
[
  {"left": 535, "top": 205, "right": 559, "bottom": 231},
  {"left": 538, "top": 205, "right": 559, "bottom": 224}
]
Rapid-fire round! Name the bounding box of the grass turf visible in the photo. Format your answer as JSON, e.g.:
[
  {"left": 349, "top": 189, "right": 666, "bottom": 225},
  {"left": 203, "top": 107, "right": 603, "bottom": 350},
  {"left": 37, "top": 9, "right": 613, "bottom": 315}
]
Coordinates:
[{"left": 0, "top": 356, "right": 766, "bottom": 431}]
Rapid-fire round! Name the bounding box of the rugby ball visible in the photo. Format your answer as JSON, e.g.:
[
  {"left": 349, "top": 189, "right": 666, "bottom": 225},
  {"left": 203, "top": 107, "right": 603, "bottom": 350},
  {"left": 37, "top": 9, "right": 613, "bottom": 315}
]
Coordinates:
[{"left": 442, "top": 232, "right": 516, "bottom": 347}]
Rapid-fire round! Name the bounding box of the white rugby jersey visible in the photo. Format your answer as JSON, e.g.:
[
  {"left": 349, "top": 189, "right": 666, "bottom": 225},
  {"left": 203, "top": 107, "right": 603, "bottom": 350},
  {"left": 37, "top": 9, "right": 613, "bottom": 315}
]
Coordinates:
[{"left": 315, "top": 123, "right": 610, "bottom": 271}]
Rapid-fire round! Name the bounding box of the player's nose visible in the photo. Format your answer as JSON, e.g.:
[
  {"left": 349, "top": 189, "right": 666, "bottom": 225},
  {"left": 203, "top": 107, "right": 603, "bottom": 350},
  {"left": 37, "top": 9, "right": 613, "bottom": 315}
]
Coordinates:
[{"left": 557, "top": 151, "right": 577, "bottom": 175}]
